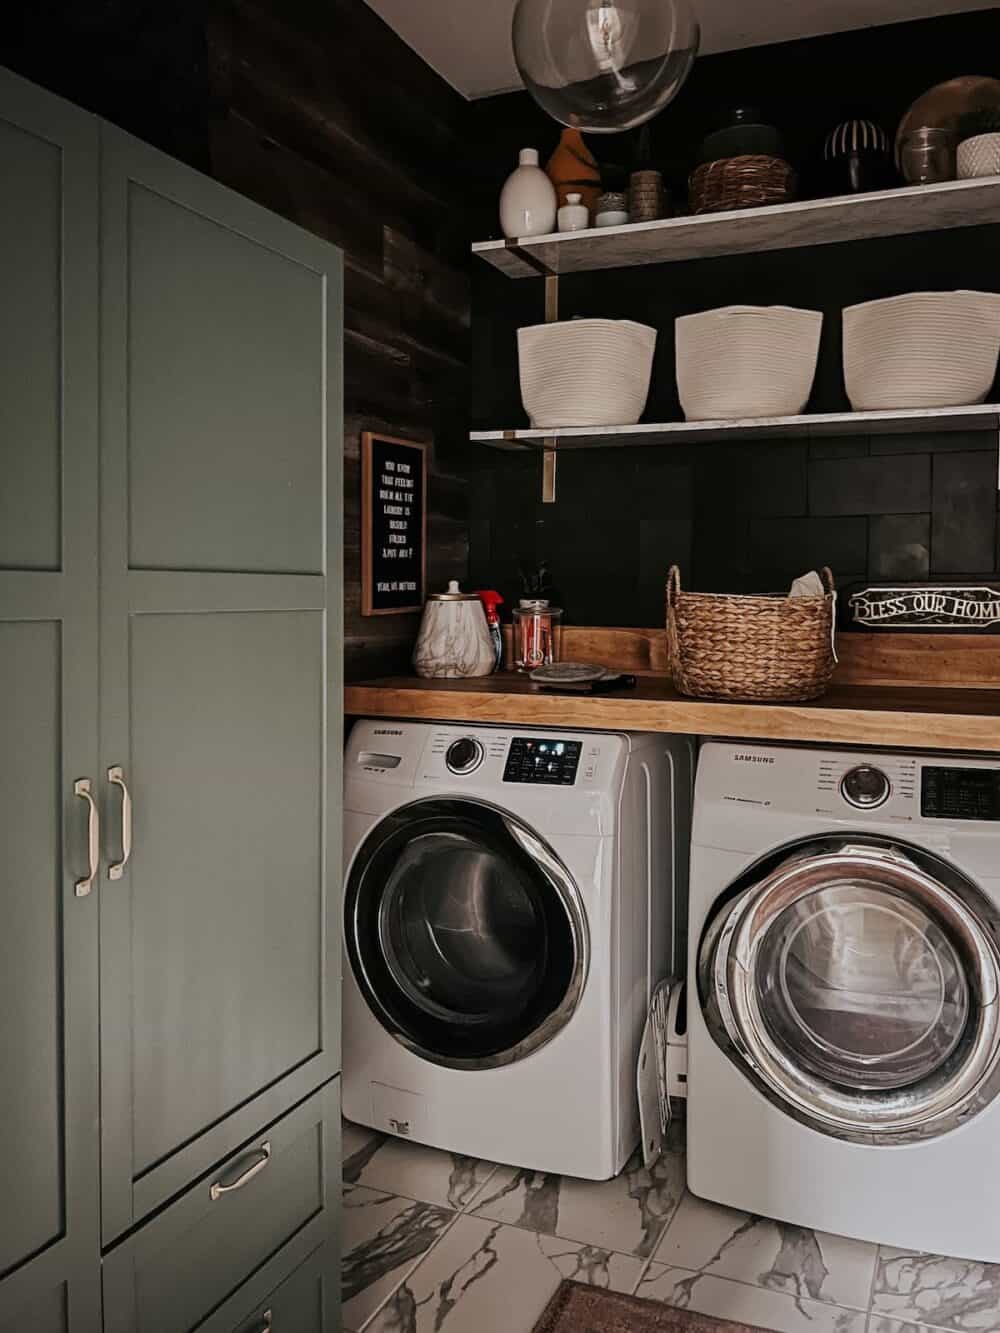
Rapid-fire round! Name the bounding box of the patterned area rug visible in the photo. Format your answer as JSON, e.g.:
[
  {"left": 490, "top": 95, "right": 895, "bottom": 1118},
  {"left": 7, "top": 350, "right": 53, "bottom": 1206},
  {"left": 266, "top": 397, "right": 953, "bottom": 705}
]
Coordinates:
[{"left": 534, "top": 1282, "right": 771, "bottom": 1333}]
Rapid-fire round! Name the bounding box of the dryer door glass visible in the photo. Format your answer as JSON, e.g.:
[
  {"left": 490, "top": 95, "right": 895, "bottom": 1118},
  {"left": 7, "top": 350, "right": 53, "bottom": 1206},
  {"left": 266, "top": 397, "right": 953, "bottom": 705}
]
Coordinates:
[
  {"left": 699, "top": 839, "right": 1000, "bottom": 1142},
  {"left": 345, "top": 799, "right": 588, "bottom": 1070}
]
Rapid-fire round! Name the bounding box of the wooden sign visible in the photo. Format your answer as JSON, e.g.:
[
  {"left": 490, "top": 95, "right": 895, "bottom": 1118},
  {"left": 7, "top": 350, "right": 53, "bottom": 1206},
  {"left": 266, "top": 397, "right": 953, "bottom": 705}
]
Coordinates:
[
  {"left": 849, "top": 583, "right": 1000, "bottom": 632},
  {"left": 361, "top": 432, "right": 427, "bottom": 616}
]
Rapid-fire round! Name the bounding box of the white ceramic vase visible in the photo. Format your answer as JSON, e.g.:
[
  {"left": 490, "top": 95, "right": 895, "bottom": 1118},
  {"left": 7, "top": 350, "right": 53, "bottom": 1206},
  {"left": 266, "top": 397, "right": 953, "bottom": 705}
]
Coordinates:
[
  {"left": 557, "top": 192, "right": 590, "bottom": 232},
  {"left": 499, "top": 148, "right": 557, "bottom": 240},
  {"left": 413, "top": 582, "right": 495, "bottom": 679}
]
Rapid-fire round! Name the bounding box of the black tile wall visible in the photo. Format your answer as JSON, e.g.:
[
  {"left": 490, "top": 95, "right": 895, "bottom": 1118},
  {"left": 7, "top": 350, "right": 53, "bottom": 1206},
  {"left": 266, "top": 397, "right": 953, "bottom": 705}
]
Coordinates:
[
  {"left": 748, "top": 515, "right": 869, "bottom": 584},
  {"left": 808, "top": 455, "right": 931, "bottom": 516},
  {"left": 932, "top": 452, "right": 998, "bottom": 574},
  {"left": 868, "top": 515, "right": 930, "bottom": 580},
  {"left": 468, "top": 434, "right": 999, "bottom": 628}
]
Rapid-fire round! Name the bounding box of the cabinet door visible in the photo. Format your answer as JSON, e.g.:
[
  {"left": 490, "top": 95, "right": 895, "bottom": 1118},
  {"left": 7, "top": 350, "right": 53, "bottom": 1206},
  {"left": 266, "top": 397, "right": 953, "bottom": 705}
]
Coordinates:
[
  {"left": 0, "top": 69, "right": 101, "bottom": 1333},
  {"left": 98, "top": 125, "right": 343, "bottom": 1243}
]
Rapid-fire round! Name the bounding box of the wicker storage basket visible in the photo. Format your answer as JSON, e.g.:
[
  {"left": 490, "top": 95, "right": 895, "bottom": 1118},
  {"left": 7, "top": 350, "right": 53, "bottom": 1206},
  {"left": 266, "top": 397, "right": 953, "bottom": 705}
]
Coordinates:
[
  {"left": 689, "top": 154, "right": 796, "bottom": 214},
  {"left": 666, "top": 566, "right": 836, "bottom": 702}
]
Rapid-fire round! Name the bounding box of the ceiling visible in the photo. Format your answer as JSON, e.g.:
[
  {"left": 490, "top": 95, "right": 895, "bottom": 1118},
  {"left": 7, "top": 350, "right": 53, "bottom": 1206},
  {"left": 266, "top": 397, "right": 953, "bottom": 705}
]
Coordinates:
[{"left": 364, "top": 0, "right": 997, "bottom": 99}]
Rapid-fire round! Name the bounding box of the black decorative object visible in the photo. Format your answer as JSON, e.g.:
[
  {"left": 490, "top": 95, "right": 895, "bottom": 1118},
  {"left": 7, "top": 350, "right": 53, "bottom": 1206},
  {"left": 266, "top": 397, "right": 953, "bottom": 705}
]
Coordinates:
[
  {"left": 696, "top": 106, "right": 784, "bottom": 164},
  {"left": 848, "top": 582, "right": 1000, "bottom": 632},
  {"left": 822, "top": 118, "right": 892, "bottom": 194}
]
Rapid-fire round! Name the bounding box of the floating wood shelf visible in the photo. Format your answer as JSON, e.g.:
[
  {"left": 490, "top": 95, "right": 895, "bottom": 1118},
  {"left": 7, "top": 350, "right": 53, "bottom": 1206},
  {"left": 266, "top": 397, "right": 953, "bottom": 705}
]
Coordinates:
[
  {"left": 345, "top": 631, "right": 1000, "bottom": 754},
  {"left": 473, "top": 176, "right": 1000, "bottom": 279},
  {"left": 344, "top": 674, "right": 1000, "bottom": 753},
  {"left": 472, "top": 404, "right": 1000, "bottom": 452}
]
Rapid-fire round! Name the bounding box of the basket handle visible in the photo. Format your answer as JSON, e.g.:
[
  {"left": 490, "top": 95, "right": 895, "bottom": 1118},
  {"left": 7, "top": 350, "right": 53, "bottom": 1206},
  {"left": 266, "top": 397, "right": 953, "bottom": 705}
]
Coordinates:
[
  {"left": 821, "top": 566, "right": 835, "bottom": 595},
  {"left": 667, "top": 565, "right": 682, "bottom": 610}
]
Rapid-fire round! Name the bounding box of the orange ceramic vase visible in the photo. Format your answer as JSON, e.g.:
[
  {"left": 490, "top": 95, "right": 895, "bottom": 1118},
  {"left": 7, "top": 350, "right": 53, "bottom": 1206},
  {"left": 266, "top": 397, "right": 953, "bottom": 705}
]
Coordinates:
[{"left": 546, "top": 128, "right": 601, "bottom": 214}]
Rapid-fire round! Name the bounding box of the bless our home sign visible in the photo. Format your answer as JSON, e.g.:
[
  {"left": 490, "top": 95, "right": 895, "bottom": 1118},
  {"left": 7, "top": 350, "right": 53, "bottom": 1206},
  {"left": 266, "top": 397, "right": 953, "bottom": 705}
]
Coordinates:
[{"left": 850, "top": 585, "right": 1000, "bottom": 631}]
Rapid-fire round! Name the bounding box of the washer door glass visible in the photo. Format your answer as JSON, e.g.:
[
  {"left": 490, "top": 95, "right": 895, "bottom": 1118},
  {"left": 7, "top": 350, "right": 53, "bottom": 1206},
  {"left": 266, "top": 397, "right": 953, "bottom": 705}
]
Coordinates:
[
  {"left": 758, "top": 882, "right": 968, "bottom": 1090},
  {"left": 345, "top": 799, "right": 588, "bottom": 1070},
  {"left": 699, "top": 839, "right": 1000, "bottom": 1142}
]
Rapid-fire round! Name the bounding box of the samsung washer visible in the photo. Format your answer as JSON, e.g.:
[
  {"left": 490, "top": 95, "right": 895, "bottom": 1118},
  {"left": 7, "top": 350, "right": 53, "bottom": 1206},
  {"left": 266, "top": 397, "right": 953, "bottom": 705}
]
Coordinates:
[{"left": 688, "top": 741, "right": 1000, "bottom": 1259}]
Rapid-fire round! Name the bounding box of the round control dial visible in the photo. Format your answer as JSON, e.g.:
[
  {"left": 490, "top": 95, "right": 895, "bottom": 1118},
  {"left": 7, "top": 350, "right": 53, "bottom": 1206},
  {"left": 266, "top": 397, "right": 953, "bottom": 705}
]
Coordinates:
[
  {"left": 446, "top": 737, "right": 484, "bottom": 776},
  {"left": 840, "top": 764, "right": 891, "bottom": 809}
]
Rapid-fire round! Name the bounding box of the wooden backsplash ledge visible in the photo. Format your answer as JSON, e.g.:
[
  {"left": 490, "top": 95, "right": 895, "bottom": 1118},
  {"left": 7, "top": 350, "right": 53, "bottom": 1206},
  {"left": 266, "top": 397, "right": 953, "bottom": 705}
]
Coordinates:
[{"left": 518, "top": 627, "right": 1000, "bottom": 690}]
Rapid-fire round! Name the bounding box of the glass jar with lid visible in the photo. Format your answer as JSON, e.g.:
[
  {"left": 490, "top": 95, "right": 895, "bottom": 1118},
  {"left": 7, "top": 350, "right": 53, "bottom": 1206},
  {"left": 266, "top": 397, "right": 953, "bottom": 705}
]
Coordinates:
[{"left": 513, "top": 599, "right": 563, "bottom": 671}]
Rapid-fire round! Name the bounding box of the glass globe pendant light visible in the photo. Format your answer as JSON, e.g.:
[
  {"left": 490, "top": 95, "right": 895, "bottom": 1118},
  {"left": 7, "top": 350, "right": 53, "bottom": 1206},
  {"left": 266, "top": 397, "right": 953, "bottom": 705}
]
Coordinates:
[{"left": 512, "top": 0, "right": 699, "bottom": 133}]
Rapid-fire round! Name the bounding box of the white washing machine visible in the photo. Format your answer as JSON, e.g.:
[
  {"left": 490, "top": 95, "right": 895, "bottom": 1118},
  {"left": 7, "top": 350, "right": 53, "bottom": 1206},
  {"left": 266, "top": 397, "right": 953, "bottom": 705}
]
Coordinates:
[
  {"left": 342, "top": 720, "right": 693, "bottom": 1180},
  {"left": 688, "top": 740, "right": 1000, "bottom": 1260}
]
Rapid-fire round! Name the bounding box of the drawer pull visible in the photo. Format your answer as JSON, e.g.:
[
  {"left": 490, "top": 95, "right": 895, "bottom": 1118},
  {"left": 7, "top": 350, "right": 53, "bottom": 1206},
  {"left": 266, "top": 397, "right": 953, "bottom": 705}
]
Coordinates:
[
  {"left": 107, "top": 765, "right": 132, "bottom": 880},
  {"left": 209, "top": 1141, "right": 271, "bottom": 1201},
  {"left": 73, "top": 778, "right": 99, "bottom": 898},
  {"left": 257, "top": 1313, "right": 272, "bottom": 1332}
]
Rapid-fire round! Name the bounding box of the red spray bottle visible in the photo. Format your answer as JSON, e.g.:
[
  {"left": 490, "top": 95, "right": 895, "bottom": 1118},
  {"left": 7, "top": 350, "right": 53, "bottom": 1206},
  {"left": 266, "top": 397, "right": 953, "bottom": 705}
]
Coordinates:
[{"left": 476, "top": 590, "right": 505, "bottom": 671}]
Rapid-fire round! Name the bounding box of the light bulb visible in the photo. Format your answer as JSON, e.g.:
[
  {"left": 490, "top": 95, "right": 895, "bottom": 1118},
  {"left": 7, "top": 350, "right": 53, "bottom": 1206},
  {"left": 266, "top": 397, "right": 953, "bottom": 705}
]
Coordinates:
[{"left": 513, "top": 0, "right": 699, "bottom": 134}]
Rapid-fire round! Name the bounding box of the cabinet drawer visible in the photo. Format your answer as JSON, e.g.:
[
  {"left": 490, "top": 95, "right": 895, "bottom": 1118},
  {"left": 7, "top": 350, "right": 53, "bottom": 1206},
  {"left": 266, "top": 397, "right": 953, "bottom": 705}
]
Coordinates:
[
  {"left": 103, "top": 1080, "right": 339, "bottom": 1333},
  {"left": 200, "top": 1241, "right": 336, "bottom": 1333}
]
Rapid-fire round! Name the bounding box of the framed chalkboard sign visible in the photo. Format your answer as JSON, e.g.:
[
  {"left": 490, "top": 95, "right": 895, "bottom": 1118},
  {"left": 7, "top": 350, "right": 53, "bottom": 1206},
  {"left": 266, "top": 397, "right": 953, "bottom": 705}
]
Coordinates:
[{"left": 361, "top": 432, "right": 427, "bottom": 616}]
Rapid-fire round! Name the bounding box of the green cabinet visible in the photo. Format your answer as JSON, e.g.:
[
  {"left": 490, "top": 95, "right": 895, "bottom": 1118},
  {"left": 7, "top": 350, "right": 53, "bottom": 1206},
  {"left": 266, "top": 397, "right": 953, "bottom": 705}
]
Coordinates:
[
  {"left": 0, "top": 66, "right": 342, "bottom": 1332},
  {"left": 0, "top": 70, "right": 101, "bottom": 1333},
  {"left": 97, "top": 125, "right": 343, "bottom": 1245}
]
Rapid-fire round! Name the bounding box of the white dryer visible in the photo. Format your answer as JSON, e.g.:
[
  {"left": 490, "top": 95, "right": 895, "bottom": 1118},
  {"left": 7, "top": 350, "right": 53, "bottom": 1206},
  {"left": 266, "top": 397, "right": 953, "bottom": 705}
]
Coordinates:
[
  {"left": 688, "top": 741, "right": 1000, "bottom": 1260},
  {"left": 342, "top": 720, "right": 693, "bottom": 1180}
]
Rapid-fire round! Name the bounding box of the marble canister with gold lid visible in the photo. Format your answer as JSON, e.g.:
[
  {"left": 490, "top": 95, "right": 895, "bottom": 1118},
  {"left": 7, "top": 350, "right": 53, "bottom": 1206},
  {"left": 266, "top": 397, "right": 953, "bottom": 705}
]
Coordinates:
[{"left": 413, "top": 581, "right": 496, "bottom": 679}]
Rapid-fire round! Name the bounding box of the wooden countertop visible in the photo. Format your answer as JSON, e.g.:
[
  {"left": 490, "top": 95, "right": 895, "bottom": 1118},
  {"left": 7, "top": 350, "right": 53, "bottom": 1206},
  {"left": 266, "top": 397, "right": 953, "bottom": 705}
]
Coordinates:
[{"left": 344, "top": 672, "right": 1000, "bottom": 754}]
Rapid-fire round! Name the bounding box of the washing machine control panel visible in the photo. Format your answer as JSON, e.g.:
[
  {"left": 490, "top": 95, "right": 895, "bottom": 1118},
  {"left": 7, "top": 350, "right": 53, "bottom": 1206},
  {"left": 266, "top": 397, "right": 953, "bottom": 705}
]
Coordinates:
[
  {"left": 503, "top": 737, "right": 582, "bottom": 785},
  {"left": 922, "top": 766, "right": 1000, "bottom": 821}
]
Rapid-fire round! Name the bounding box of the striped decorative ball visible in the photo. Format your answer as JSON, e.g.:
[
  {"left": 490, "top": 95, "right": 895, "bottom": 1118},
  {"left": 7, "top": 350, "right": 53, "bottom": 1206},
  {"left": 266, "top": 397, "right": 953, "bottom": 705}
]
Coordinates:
[{"left": 823, "top": 118, "right": 890, "bottom": 159}]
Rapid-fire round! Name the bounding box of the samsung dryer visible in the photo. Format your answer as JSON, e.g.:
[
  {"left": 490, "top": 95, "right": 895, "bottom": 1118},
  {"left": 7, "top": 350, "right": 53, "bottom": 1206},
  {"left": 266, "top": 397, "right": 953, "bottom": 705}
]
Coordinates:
[{"left": 342, "top": 720, "right": 693, "bottom": 1180}]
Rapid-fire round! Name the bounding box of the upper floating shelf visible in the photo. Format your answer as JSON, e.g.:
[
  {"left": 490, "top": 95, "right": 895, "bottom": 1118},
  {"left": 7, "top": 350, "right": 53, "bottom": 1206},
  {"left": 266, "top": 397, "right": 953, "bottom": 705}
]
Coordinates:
[
  {"left": 472, "top": 176, "right": 1000, "bottom": 279},
  {"left": 471, "top": 403, "right": 1000, "bottom": 451}
]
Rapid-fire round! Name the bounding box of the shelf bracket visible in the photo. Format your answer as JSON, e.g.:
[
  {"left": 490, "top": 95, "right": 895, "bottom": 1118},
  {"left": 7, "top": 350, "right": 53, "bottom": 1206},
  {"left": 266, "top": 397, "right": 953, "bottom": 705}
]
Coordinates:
[
  {"left": 542, "top": 446, "right": 557, "bottom": 503},
  {"left": 541, "top": 275, "right": 559, "bottom": 503},
  {"left": 505, "top": 241, "right": 556, "bottom": 279}
]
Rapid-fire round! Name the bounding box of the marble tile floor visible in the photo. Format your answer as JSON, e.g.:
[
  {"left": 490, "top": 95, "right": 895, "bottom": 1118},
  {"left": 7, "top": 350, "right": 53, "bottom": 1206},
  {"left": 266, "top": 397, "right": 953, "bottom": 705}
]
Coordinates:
[{"left": 342, "top": 1119, "right": 1000, "bottom": 1333}]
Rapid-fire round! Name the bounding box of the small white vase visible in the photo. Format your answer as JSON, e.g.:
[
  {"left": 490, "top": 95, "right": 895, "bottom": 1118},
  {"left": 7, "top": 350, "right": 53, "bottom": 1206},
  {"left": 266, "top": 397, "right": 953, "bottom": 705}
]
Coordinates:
[
  {"left": 499, "top": 148, "right": 557, "bottom": 239},
  {"left": 557, "top": 192, "right": 590, "bottom": 232}
]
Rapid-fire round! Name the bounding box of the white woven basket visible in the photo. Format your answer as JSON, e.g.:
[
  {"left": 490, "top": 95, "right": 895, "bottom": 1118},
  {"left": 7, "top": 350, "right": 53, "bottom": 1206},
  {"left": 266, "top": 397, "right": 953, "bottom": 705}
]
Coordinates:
[
  {"left": 518, "top": 319, "right": 657, "bottom": 429},
  {"left": 675, "top": 305, "right": 823, "bottom": 422},
  {"left": 843, "top": 291, "right": 1000, "bottom": 411}
]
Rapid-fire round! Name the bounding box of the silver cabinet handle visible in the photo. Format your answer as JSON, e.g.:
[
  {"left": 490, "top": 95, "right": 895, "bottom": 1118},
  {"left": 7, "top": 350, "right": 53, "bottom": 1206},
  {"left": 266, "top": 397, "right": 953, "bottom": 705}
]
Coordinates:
[
  {"left": 257, "top": 1313, "right": 272, "bottom": 1333},
  {"left": 74, "top": 778, "right": 99, "bottom": 898},
  {"left": 107, "top": 766, "right": 132, "bottom": 881},
  {"left": 209, "top": 1141, "right": 271, "bottom": 1201}
]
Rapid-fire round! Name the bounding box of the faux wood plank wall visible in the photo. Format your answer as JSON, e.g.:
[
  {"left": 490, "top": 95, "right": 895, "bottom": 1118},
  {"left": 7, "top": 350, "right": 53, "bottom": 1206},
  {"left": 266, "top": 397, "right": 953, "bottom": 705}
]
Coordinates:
[
  {"left": 1, "top": 0, "right": 473, "bottom": 679},
  {"left": 207, "top": 0, "right": 472, "bottom": 677}
]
